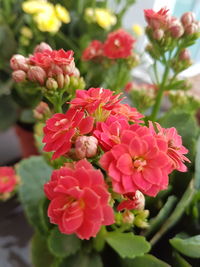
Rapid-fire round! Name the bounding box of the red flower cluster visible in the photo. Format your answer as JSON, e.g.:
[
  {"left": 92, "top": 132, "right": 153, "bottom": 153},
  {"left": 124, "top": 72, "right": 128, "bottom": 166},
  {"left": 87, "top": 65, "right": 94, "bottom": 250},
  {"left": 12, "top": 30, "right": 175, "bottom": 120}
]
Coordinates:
[
  {"left": 144, "top": 7, "right": 171, "bottom": 29},
  {"left": 82, "top": 29, "right": 135, "bottom": 61},
  {"left": 44, "top": 159, "right": 114, "bottom": 240},
  {"left": 0, "top": 167, "right": 19, "bottom": 200},
  {"left": 10, "top": 42, "right": 79, "bottom": 87}
]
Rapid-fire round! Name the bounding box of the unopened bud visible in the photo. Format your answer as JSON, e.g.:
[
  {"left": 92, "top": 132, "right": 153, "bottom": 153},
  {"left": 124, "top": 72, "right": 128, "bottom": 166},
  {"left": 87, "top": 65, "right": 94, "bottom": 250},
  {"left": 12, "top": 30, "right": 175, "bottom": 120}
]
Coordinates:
[
  {"left": 169, "top": 24, "right": 184, "bottom": 38},
  {"left": 48, "top": 64, "right": 63, "bottom": 77},
  {"left": 46, "top": 78, "right": 58, "bottom": 90},
  {"left": 64, "top": 75, "right": 70, "bottom": 87},
  {"left": 57, "top": 73, "right": 65, "bottom": 88},
  {"left": 75, "top": 136, "right": 98, "bottom": 159},
  {"left": 185, "top": 23, "right": 199, "bottom": 35},
  {"left": 122, "top": 210, "right": 134, "bottom": 224},
  {"left": 34, "top": 42, "right": 52, "bottom": 53},
  {"left": 12, "top": 70, "right": 26, "bottom": 82},
  {"left": 27, "top": 66, "right": 46, "bottom": 85},
  {"left": 74, "top": 67, "right": 80, "bottom": 77},
  {"left": 134, "top": 209, "right": 149, "bottom": 228},
  {"left": 153, "top": 29, "right": 164, "bottom": 40},
  {"left": 62, "top": 60, "right": 76, "bottom": 75},
  {"left": 33, "top": 101, "right": 50, "bottom": 120},
  {"left": 181, "top": 12, "right": 195, "bottom": 27},
  {"left": 10, "top": 55, "right": 28, "bottom": 71},
  {"left": 179, "top": 49, "right": 190, "bottom": 60}
]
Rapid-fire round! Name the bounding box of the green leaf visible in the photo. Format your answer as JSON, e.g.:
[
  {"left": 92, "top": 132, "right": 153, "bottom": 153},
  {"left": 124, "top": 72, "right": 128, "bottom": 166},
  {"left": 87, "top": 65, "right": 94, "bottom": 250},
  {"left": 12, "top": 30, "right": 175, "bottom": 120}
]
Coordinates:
[
  {"left": 58, "top": 251, "right": 103, "bottom": 267},
  {"left": 170, "top": 235, "right": 200, "bottom": 258},
  {"left": 150, "top": 180, "right": 196, "bottom": 246},
  {"left": 31, "top": 232, "right": 54, "bottom": 267},
  {"left": 17, "top": 156, "right": 53, "bottom": 232},
  {"left": 48, "top": 227, "right": 81, "bottom": 258},
  {"left": 145, "top": 196, "right": 177, "bottom": 238},
  {"left": 0, "top": 95, "right": 17, "bottom": 131},
  {"left": 173, "top": 252, "right": 192, "bottom": 267},
  {"left": 122, "top": 254, "right": 170, "bottom": 267},
  {"left": 106, "top": 232, "right": 150, "bottom": 259},
  {"left": 195, "top": 135, "right": 200, "bottom": 190}
]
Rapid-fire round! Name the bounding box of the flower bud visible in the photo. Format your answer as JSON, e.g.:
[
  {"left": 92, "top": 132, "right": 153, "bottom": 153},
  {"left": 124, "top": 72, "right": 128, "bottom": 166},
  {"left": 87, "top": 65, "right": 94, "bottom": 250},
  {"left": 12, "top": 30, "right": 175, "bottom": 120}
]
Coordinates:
[
  {"left": 57, "top": 73, "right": 65, "bottom": 88},
  {"left": 122, "top": 210, "right": 134, "bottom": 224},
  {"left": 185, "top": 23, "right": 199, "bottom": 35},
  {"left": 74, "top": 67, "right": 80, "bottom": 77},
  {"left": 33, "top": 101, "right": 50, "bottom": 120},
  {"left": 134, "top": 210, "right": 149, "bottom": 228},
  {"left": 181, "top": 12, "right": 195, "bottom": 27},
  {"left": 48, "top": 64, "right": 63, "bottom": 77},
  {"left": 64, "top": 75, "right": 70, "bottom": 87},
  {"left": 179, "top": 49, "right": 190, "bottom": 60},
  {"left": 12, "top": 70, "right": 26, "bottom": 82},
  {"left": 46, "top": 78, "right": 58, "bottom": 90},
  {"left": 153, "top": 29, "right": 164, "bottom": 40},
  {"left": 62, "top": 60, "right": 76, "bottom": 75},
  {"left": 34, "top": 42, "right": 52, "bottom": 53},
  {"left": 75, "top": 136, "right": 98, "bottom": 159},
  {"left": 10, "top": 54, "right": 28, "bottom": 71},
  {"left": 169, "top": 24, "right": 184, "bottom": 38},
  {"left": 27, "top": 66, "right": 46, "bottom": 85}
]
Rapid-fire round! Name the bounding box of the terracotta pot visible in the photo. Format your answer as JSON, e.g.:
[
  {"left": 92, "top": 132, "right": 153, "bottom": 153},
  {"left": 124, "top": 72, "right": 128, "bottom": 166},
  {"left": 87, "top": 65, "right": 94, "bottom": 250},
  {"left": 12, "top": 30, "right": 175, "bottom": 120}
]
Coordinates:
[{"left": 15, "top": 124, "right": 39, "bottom": 158}]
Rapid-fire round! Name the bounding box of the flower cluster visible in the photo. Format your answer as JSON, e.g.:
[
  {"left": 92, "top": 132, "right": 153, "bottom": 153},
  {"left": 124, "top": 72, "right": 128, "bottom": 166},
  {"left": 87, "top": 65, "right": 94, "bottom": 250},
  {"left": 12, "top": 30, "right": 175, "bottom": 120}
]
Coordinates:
[
  {"left": 0, "top": 167, "right": 19, "bottom": 200},
  {"left": 22, "top": 1, "right": 70, "bottom": 33},
  {"left": 43, "top": 87, "right": 189, "bottom": 239},
  {"left": 10, "top": 43, "right": 80, "bottom": 90},
  {"left": 82, "top": 29, "right": 136, "bottom": 61}
]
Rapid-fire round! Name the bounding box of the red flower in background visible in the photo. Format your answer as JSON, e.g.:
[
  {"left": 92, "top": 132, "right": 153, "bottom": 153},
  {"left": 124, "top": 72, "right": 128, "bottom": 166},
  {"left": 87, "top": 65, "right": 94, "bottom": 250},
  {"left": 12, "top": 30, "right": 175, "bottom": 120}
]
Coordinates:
[
  {"left": 100, "top": 124, "right": 171, "bottom": 196},
  {"left": 144, "top": 7, "right": 171, "bottom": 29},
  {"left": 43, "top": 108, "right": 94, "bottom": 159},
  {"left": 44, "top": 159, "right": 114, "bottom": 240},
  {"left": 117, "top": 190, "right": 145, "bottom": 211},
  {"left": 104, "top": 29, "right": 135, "bottom": 59},
  {"left": 82, "top": 40, "right": 104, "bottom": 61},
  {"left": 0, "top": 167, "right": 18, "bottom": 199}
]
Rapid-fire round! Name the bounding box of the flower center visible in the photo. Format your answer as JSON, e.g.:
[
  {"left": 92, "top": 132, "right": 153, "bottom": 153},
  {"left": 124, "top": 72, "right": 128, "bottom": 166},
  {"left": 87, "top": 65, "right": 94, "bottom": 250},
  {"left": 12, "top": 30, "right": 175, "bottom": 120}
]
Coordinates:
[
  {"left": 1, "top": 176, "right": 9, "bottom": 184},
  {"left": 133, "top": 157, "right": 147, "bottom": 171},
  {"left": 55, "top": 118, "right": 68, "bottom": 126},
  {"left": 114, "top": 39, "right": 121, "bottom": 47}
]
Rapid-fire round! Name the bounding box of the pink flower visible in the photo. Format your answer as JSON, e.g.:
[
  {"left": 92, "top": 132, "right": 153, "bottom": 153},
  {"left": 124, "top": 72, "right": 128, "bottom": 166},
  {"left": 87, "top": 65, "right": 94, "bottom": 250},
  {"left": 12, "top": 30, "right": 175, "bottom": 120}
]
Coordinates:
[
  {"left": 69, "top": 88, "right": 123, "bottom": 121},
  {"left": 150, "top": 122, "right": 190, "bottom": 172},
  {"left": 0, "top": 167, "right": 18, "bottom": 199},
  {"left": 10, "top": 54, "right": 29, "bottom": 71},
  {"left": 44, "top": 159, "right": 114, "bottom": 240},
  {"left": 82, "top": 40, "right": 104, "bottom": 61},
  {"left": 43, "top": 108, "right": 94, "bottom": 160},
  {"left": 111, "top": 103, "right": 144, "bottom": 123},
  {"left": 117, "top": 190, "right": 145, "bottom": 211},
  {"left": 34, "top": 42, "right": 53, "bottom": 53},
  {"left": 30, "top": 49, "right": 75, "bottom": 76},
  {"left": 144, "top": 7, "right": 171, "bottom": 29},
  {"left": 100, "top": 124, "right": 171, "bottom": 196},
  {"left": 104, "top": 29, "right": 135, "bottom": 59},
  {"left": 93, "top": 115, "right": 130, "bottom": 151}
]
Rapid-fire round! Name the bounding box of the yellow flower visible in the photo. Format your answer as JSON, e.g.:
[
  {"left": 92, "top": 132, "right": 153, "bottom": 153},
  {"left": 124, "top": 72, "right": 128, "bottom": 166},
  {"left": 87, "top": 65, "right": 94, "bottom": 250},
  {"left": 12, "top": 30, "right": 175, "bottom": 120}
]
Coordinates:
[
  {"left": 22, "top": 0, "right": 48, "bottom": 14},
  {"left": 20, "top": 26, "right": 33, "bottom": 39},
  {"left": 34, "top": 12, "right": 61, "bottom": 33},
  {"left": 132, "top": 24, "right": 144, "bottom": 36},
  {"left": 55, "top": 4, "right": 70, "bottom": 23},
  {"left": 95, "top": 8, "right": 116, "bottom": 29},
  {"left": 85, "top": 8, "right": 116, "bottom": 29}
]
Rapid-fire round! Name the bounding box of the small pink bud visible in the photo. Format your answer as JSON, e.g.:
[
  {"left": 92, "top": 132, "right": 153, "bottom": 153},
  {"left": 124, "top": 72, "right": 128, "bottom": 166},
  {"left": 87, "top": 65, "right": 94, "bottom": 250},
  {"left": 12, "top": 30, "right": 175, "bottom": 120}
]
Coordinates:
[
  {"left": 57, "top": 73, "right": 65, "bottom": 88},
  {"left": 33, "top": 101, "right": 50, "bottom": 120},
  {"left": 10, "top": 55, "right": 28, "bottom": 71},
  {"left": 75, "top": 136, "right": 98, "bottom": 159},
  {"left": 34, "top": 42, "right": 52, "bottom": 53},
  {"left": 12, "top": 70, "right": 26, "bottom": 82},
  {"left": 185, "top": 23, "right": 199, "bottom": 35},
  {"left": 62, "top": 60, "right": 76, "bottom": 75},
  {"left": 169, "top": 24, "right": 184, "bottom": 38},
  {"left": 27, "top": 66, "right": 46, "bottom": 85},
  {"left": 179, "top": 49, "right": 190, "bottom": 60},
  {"left": 134, "top": 190, "right": 145, "bottom": 210},
  {"left": 48, "top": 64, "right": 63, "bottom": 77},
  {"left": 181, "top": 12, "right": 195, "bottom": 27},
  {"left": 153, "top": 29, "right": 164, "bottom": 40},
  {"left": 46, "top": 78, "right": 58, "bottom": 90},
  {"left": 122, "top": 211, "right": 134, "bottom": 224}
]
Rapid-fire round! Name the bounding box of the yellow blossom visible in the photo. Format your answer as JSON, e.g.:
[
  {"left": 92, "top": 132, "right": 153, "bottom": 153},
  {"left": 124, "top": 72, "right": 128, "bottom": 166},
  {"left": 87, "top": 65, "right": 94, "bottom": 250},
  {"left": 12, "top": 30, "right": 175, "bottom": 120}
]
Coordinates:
[
  {"left": 34, "top": 12, "right": 61, "bottom": 33},
  {"left": 132, "top": 24, "right": 144, "bottom": 36},
  {"left": 55, "top": 4, "right": 70, "bottom": 23},
  {"left": 85, "top": 8, "right": 116, "bottom": 29},
  {"left": 22, "top": 0, "right": 48, "bottom": 14}
]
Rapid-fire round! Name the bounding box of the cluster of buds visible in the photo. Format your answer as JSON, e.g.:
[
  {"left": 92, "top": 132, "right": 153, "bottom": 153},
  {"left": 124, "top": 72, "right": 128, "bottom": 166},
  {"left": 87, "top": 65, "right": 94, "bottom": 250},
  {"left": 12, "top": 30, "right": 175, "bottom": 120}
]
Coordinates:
[
  {"left": 169, "top": 89, "right": 200, "bottom": 109},
  {"left": 33, "top": 101, "right": 51, "bottom": 121},
  {"left": 125, "top": 81, "right": 156, "bottom": 112},
  {"left": 171, "top": 48, "right": 192, "bottom": 72},
  {"left": 144, "top": 8, "right": 200, "bottom": 46},
  {"left": 10, "top": 42, "right": 83, "bottom": 94}
]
